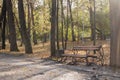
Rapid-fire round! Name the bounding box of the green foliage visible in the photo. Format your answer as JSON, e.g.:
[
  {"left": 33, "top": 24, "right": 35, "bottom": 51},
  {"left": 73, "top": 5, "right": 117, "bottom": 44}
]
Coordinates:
[
  {"left": 0, "top": 0, "right": 110, "bottom": 41},
  {"left": 95, "top": 0, "right": 110, "bottom": 36}
]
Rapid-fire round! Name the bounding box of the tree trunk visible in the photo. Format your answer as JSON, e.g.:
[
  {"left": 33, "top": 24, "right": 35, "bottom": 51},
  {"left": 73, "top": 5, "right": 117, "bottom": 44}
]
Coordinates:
[
  {"left": 60, "top": 0, "right": 65, "bottom": 49},
  {"left": 0, "top": 25, "right": 1, "bottom": 42},
  {"left": 68, "top": 0, "right": 75, "bottom": 42},
  {"left": 56, "top": 0, "right": 60, "bottom": 50},
  {"left": 33, "top": 30, "right": 37, "bottom": 45},
  {"left": 93, "top": 0, "right": 96, "bottom": 45},
  {"left": 18, "top": 0, "right": 33, "bottom": 54},
  {"left": 6, "top": 0, "right": 19, "bottom": 51},
  {"left": 89, "top": 0, "right": 94, "bottom": 41},
  {"left": 110, "top": 0, "right": 120, "bottom": 67},
  {"left": 65, "top": 0, "right": 69, "bottom": 49},
  {"left": 30, "top": 2, "right": 38, "bottom": 45},
  {"left": 13, "top": 13, "right": 23, "bottom": 46},
  {"left": 0, "top": 0, "right": 6, "bottom": 49},
  {"left": 27, "top": 0, "right": 31, "bottom": 40},
  {"left": 1, "top": 14, "right": 6, "bottom": 49},
  {"left": 76, "top": 0, "right": 80, "bottom": 41},
  {"left": 51, "top": 0, "right": 56, "bottom": 57}
]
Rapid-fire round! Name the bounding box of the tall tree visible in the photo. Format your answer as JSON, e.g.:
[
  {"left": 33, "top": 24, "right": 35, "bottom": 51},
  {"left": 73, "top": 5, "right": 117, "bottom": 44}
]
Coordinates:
[
  {"left": 51, "top": 0, "right": 56, "bottom": 57},
  {"left": 6, "top": 0, "right": 19, "bottom": 51},
  {"left": 18, "top": 0, "right": 33, "bottom": 53},
  {"left": 0, "top": 0, "right": 6, "bottom": 49},
  {"left": 110, "top": 0, "right": 120, "bottom": 67}
]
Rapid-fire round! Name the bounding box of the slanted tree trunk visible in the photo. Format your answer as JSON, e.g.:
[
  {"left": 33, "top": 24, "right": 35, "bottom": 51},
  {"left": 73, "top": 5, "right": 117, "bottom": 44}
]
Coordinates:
[
  {"left": 18, "top": 0, "right": 33, "bottom": 54},
  {"left": 110, "top": 0, "right": 120, "bottom": 67},
  {"left": 6, "top": 0, "right": 19, "bottom": 51},
  {"left": 51, "top": 0, "right": 56, "bottom": 57}
]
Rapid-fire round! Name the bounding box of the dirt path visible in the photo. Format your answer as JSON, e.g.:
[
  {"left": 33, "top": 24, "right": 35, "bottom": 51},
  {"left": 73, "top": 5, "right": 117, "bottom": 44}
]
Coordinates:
[{"left": 0, "top": 53, "right": 120, "bottom": 80}]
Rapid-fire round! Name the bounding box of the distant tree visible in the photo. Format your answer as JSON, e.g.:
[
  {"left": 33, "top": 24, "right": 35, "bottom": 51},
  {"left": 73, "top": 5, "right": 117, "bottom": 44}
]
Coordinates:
[{"left": 18, "top": 0, "right": 33, "bottom": 54}]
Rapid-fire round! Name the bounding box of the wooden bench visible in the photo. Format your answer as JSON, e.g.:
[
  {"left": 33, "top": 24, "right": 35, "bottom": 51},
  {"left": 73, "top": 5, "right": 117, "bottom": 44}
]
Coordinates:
[{"left": 60, "top": 45, "right": 104, "bottom": 65}]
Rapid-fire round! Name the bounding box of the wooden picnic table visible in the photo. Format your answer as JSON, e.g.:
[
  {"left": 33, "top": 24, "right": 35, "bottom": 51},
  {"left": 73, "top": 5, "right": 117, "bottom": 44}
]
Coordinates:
[{"left": 60, "top": 45, "right": 104, "bottom": 66}]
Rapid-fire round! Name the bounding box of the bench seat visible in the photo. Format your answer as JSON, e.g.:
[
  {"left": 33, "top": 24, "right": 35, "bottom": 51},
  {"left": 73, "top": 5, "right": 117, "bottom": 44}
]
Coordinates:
[{"left": 61, "top": 54, "right": 97, "bottom": 58}]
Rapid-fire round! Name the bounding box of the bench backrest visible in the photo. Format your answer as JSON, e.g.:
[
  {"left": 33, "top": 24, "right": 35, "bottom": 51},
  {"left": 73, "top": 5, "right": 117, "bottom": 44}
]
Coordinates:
[{"left": 73, "top": 45, "right": 102, "bottom": 51}]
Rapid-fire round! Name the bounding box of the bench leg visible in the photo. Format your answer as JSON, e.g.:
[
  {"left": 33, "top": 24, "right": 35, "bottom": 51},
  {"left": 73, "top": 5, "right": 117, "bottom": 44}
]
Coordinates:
[
  {"left": 59, "top": 56, "right": 66, "bottom": 62},
  {"left": 86, "top": 57, "right": 89, "bottom": 66},
  {"left": 72, "top": 57, "right": 77, "bottom": 65}
]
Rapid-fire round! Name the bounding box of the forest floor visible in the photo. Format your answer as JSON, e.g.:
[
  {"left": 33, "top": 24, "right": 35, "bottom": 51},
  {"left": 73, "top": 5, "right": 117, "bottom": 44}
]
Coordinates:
[
  {"left": 0, "top": 53, "right": 120, "bottom": 80},
  {"left": 0, "top": 40, "right": 120, "bottom": 80}
]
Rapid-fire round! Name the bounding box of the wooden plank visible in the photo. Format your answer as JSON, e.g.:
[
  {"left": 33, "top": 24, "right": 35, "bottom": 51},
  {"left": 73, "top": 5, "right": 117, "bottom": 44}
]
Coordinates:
[
  {"left": 72, "top": 45, "right": 102, "bottom": 51},
  {"left": 61, "top": 54, "right": 87, "bottom": 58}
]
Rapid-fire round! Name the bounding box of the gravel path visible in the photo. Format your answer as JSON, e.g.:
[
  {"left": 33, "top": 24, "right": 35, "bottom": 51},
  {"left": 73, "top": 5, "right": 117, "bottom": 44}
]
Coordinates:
[{"left": 0, "top": 53, "right": 120, "bottom": 80}]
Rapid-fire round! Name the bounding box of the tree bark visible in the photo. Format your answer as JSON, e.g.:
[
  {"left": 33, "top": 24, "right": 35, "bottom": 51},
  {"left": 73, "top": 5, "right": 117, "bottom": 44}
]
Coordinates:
[
  {"left": 89, "top": 0, "right": 94, "bottom": 41},
  {"left": 27, "top": 0, "right": 31, "bottom": 40},
  {"left": 68, "top": 0, "right": 76, "bottom": 41},
  {"left": 93, "top": 0, "right": 96, "bottom": 45},
  {"left": 110, "top": 0, "right": 120, "bottom": 67},
  {"left": 0, "top": 0, "right": 6, "bottom": 49},
  {"left": 65, "top": 0, "right": 69, "bottom": 49},
  {"left": 51, "top": 0, "right": 56, "bottom": 57},
  {"left": 6, "top": 0, "right": 19, "bottom": 51},
  {"left": 30, "top": 2, "right": 38, "bottom": 45},
  {"left": 18, "top": 0, "right": 33, "bottom": 54},
  {"left": 1, "top": 14, "right": 6, "bottom": 49},
  {"left": 0, "top": 25, "right": 1, "bottom": 42},
  {"left": 13, "top": 13, "right": 23, "bottom": 47},
  {"left": 56, "top": 0, "right": 60, "bottom": 50},
  {"left": 60, "top": 0, "right": 65, "bottom": 49}
]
